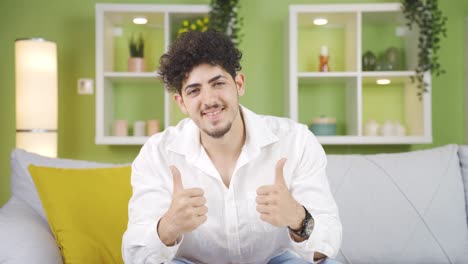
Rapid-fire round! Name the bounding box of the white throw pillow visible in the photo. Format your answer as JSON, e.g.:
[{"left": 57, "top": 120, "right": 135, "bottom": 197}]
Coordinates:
[{"left": 9, "top": 149, "right": 117, "bottom": 223}]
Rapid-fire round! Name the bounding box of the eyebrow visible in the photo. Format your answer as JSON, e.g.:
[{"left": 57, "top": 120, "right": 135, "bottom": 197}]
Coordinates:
[{"left": 183, "top": 75, "right": 226, "bottom": 92}]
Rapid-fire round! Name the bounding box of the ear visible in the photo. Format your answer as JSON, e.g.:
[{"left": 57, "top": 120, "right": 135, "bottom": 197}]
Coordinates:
[
  {"left": 235, "top": 73, "right": 245, "bottom": 96},
  {"left": 173, "top": 93, "right": 188, "bottom": 114}
]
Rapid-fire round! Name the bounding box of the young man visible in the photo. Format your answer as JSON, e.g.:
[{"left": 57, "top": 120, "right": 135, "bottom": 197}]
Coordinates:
[{"left": 122, "top": 30, "right": 342, "bottom": 264}]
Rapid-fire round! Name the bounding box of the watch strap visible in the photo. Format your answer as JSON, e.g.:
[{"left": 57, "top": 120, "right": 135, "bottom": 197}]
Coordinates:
[{"left": 288, "top": 205, "right": 313, "bottom": 238}]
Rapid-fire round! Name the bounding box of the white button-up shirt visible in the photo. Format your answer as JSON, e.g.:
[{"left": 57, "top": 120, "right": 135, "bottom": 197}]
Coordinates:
[{"left": 122, "top": 106, "right": 342, "bottom": 264}]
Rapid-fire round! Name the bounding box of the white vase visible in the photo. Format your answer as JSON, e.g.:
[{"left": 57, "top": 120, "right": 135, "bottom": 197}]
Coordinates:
[
  {"left": 365, "top": 119, "right": 380, "bottom": 136},
  {"left": 395, "top": 122, "right": 406, "bottom": 136},
  {"left": 381, "top": 120, "right": 395, "bottom": 136}
]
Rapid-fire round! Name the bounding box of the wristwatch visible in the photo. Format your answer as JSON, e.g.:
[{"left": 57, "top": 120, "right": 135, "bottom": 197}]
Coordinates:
[{"left": 288, "top": 206, "right": 314, "bottom": 239}]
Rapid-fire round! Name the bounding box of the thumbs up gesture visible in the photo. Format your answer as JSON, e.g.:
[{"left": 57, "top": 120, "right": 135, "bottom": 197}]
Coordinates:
[
  {"left": 255, "top": 158, "right": 305, "bottom": 229},
  {"left": 157, "top": 165, "right": 208, "bottom": 246}
]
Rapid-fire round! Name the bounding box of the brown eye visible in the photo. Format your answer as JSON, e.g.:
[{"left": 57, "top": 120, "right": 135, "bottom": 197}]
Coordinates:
[{"left": 186, "top": 88, "right": 199, "bottom": 96}]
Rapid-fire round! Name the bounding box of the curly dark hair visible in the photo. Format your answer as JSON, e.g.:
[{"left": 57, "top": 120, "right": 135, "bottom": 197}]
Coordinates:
[{"left": 158, "top": 30, "right": 242, "bottom": 94}]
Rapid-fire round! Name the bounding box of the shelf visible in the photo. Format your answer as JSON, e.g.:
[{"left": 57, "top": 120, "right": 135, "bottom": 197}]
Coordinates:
[
  {"left": 361, "top": 71, "right": 415, "bottom": 77},
  {"left": 298, "top": 72, "right": 359, "bottom": 78},
  {"left": 298, "top": 72, "right": 357, "bottom": 86},
  {"left": 104, "top": 72, "right": 160, "bottom": 83},
  {"left": 96, "top": 4, "right": 210, "bottom": 145},
  {"left": 362, "top": 71, "right": 415, "bottom": 85},
  {"left": 288, "top": 3, "right": 431, "bottom": 144},
  {"left": 96, "top": 136, "right": 149, "bottom": 145},
  {"left": 316, "top": 135, "right": 432, "bottom": 145}
]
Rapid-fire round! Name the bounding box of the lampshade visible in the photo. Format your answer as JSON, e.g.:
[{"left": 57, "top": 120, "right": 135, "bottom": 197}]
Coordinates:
[{"left": 15, "top": 38, "right": 58, "bottom": 157}]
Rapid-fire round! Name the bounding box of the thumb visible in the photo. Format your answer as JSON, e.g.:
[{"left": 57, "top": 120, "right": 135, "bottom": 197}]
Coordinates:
[
  {"left": 170, "top": 165, "right": 184, "bottom": 193},
  {"left": 275, "top": 158, "right": 287, "bottom": 186}
]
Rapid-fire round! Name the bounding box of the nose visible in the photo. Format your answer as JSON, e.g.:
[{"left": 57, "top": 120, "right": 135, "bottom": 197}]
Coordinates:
[{"left": 200, "top": 86, "right": 219, "bottom": 107}]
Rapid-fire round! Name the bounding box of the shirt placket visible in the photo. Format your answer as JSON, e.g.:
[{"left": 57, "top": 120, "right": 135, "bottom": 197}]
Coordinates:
[{"left": 224, "top": 188, "right": 242, "bottom": 262}]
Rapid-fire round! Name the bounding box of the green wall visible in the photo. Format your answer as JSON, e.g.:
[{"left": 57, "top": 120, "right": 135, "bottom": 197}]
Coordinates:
[{"left": 1, "top": 0, "right": 467, "bottom": 206}]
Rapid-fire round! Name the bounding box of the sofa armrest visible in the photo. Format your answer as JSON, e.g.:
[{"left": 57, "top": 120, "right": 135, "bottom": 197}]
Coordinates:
[{"left": 0, "top": 197, "right": 63, "bottom": 264}]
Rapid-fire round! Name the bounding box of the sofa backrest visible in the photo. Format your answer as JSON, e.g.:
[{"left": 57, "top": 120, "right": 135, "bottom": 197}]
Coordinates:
[{"left": 326, "top": 144, "right": 468, "bottom": 263}]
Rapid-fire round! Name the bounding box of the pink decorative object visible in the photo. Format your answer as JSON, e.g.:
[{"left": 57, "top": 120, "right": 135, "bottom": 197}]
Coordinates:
[
  {"left": 113, "top": 120, "right": 128, "bottom": 136},
  {"left": 146, "top": 119, "right": 160, "bottom": 136},
  {"left": 127, "top": 58, "right": 145, "bottom": 72}
]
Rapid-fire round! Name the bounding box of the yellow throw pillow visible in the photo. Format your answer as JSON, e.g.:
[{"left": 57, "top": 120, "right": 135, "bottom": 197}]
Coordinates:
[{"left": 29, "top": 165, "right": 132, "bottom": 264}]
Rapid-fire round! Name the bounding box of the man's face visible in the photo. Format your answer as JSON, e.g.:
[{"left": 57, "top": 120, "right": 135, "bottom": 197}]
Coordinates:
[{"left": 174, "top": 63, "right": 245, "bottom": 139}]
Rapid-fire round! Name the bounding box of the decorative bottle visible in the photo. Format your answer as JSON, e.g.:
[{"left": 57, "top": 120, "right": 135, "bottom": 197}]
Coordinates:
[{"left": 319, "top": 45, "right": 330, "bottom": 72}]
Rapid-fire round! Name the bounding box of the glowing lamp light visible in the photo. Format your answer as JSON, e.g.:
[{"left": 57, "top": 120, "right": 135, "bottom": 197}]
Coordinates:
[
  {"left": 313, "top": 18, "right": 328, "bottom": 26},
  {"left": 15, "top": 38, "right": 58, "bottom": 157},
  {"left": 133, "top": 16, "right": 148, "bottom": 25},
  {"left": 376, "top": 79, "right": 391, "bottom": 85}
]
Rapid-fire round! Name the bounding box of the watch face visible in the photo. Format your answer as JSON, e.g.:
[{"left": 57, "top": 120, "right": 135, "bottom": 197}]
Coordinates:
[{"left": 304, "top": 218, "right": 315, "bottom": 236}]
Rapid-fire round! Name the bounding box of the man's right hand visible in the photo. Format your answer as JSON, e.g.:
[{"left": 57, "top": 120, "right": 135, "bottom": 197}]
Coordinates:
[{"left": 157, "top": 165, "right": 208, "bottom": 246}]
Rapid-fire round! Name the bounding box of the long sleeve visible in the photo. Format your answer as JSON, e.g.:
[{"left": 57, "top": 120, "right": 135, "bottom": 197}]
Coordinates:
[
  {"left": 122, "top": 138, "right": 181, "bottom": 264},
  {"left": 288, "top": 126, "right": 343, "bottom": 262}
]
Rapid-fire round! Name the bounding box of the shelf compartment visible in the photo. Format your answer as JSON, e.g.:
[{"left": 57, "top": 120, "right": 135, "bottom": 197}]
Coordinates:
[
  {"left": 102, "top": 11, "right": 165, "bottom": 73},
  {"left": 362, "top": 74, "right": 425, "bottom": 137},
  {"left": 102, "top": 79, "right": 165, "bottom": 138},
  {"left": 361, "top": 11, "right": 417, "bottom": 71},
  {"left": 298, "top": 77, "right": 358, "bottom": 136},
  {"left": 297, "top": 12, "right": 357, "bottom": 72}
]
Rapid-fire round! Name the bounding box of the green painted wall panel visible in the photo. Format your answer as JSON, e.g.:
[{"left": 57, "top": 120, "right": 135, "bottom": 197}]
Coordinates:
[{"left": 0, "top": 0, "right": 466, "bottom": 206}]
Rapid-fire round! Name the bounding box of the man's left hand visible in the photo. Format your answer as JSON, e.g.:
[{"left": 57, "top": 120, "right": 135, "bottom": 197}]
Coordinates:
[{"left": 256, "top": 158, "right": 305, "bottom": 229}]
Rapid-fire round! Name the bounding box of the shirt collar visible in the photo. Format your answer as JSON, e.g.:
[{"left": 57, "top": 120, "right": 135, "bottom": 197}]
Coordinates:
[{"left": 167, "top": 105, "right": 279, "bottom": 160}]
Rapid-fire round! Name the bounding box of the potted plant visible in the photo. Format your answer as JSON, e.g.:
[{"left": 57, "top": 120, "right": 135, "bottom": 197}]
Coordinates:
[
  {"left": 208, "top": 0, "right": 243, "bottom": 46},
  {"left": 128, "top": 33, "right": 145, "bottom": 72},
  {"left": 401, "top": 0, "right": 447, "bottom": 98}
]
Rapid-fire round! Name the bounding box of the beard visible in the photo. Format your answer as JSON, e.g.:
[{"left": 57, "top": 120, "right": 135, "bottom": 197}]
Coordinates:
[{"left": 202, "top": 122, "right": 233, "bottom": 138}]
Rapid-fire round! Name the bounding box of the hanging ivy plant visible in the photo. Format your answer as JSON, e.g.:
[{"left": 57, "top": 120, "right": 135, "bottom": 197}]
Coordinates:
[
  {"left": 401, "top": 0, "right": 447, "bottom": 98},
  {"left": 208, "top": 0, "right": 243, "bottom": 46}
]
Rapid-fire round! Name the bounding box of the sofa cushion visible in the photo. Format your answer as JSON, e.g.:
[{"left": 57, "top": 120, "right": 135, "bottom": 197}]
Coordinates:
[
  {"left": 10, "top": 149, "right": 116, "bottom": 223},
  {"left": 29, "top": 165, "right": 131, "bottom": 264},
  {"left": 457, "top": 145, "right": 468, "bottom": 225},
  {"left": 327, "top": 144, "right": 468, "bottom": 263}
]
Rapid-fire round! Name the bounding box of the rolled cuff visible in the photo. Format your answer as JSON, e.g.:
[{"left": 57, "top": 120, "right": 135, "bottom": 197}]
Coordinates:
[
  {"left": 288, "top": 215, "right": 341, "bottom": 262},
  {"left": 123, "top": 217, "right": 183, "bottom": 263}
]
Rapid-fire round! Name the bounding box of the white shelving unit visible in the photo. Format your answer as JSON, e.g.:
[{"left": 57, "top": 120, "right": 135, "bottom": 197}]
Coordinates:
[
  {"left": 95, "top": 4, "right": 210, "bottom": 145},
  {"left": 288, "top": 3, "right": 432, "bottom": 145}
]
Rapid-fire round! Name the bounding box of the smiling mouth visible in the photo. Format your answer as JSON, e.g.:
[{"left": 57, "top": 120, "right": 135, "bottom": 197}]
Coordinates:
[{"left": 202, "top": 107, "right": 224, "bottom": 120}]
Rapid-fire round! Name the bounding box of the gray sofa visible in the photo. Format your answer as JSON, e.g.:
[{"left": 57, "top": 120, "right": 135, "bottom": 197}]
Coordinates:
[{"left": 1, "top": 145, "right": 468, "bottom": 263}]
